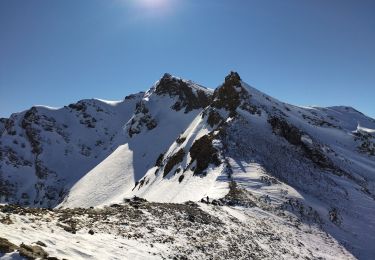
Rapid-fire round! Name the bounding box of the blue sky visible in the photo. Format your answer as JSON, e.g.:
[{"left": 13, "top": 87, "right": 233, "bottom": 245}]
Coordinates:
[{"left": 0, "top": 0, "right": 374, "bottom": 118}]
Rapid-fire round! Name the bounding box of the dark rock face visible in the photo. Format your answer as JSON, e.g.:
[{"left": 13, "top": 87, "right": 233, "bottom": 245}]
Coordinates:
[
  {"left": 0, "top": 119, "right": 5, "bottom": 135},
  {"left": 206, "top": 109, "right": 223, "bottom": 128},
  {"left": 0, "top": 237, "right": 51, "bottom": 260},
  {"left": 125, "top": 92, "right": 144, "bottom": 100},
  {"left": 19, "top": 243, "right": 49, "bottom": 259},
  {"left": 212, "top": 71, "right": 257, "bottom": 116},
  {"left": 0, "top": 237, "right": 18, "bottom": 253},
  {"left": 20, "top": 108, "right": 56, "bottom": 185},
  {"left": 35, "top": 160, "right": 53, "bottom": 179},
  {"left": 155, "top": 73, "right": 211, "bottom": 113},
  {"left": 268, "top": 116, "right": 337, "bottom": 171},
  {"left": 221, "top": 181, "right": 256, "bottom": 208},
  {"left": 354, "top": 130, "right": 375, "bottom": 156},
  {"left": 3, "top": 118, "right": 16, "bottom": 136},
  {"left": 1, "top": 110, "right": 62, "bottom": 208},
  {"left": 155, "top": 153, "right": 164, "bottom": 167},
  {"left": 303, "top": 145, "right": 335, "bottom": 170},
  {"left": 163, "top": 149, "right": 185, "bottom": 177},
  {"left": 329, "top": 207, "right": 342, "bottom": 226},
  {"left": 268, "top": 116, "right": 302, "bottom": 146},
  {"left": 68, "top": 101, "right": 87, "bottom": 112},
  {"left": 176, "top": 135, "right": 186, "bottom": 144},
  {"left": 0, "top": 118, "right": 13, "bottom": 135},
  {"left": 128, "top": 102, "right": 157, "bottom": 137},
  {"left": 21, "top": 107, "right": 42, "bottom": 155},
  {"left": 68, "top": 101, "right": 99, "bottom": 128},
  {"left": 212, "top": 72, "right": 243, "bottom": 112},
  {"left": 224, "top": 71, "right": 241, "bottom": 85},
  {"left": 189, "top": 135, "right": 220, "bottom": 175},
  {"left": 0, "top": 146, "right": 32, "bottom": 168},
  {"left": 135, "top": 101, "right": 149, "bottom": 115}
]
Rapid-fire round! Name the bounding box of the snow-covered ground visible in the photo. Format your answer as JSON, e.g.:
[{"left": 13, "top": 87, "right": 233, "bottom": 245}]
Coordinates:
[{"left": 0, "top": 200, "right": 354, "bottom": 260}]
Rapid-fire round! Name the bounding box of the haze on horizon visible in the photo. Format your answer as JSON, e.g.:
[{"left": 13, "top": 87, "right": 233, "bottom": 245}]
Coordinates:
[{"left": 0, "top": 0, "right": 374, "bottom": 118}]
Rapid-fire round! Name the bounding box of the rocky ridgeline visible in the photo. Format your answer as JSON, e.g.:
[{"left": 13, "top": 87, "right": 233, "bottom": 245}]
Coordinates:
[
  {"left": 155, "top": 72, "right": 262, "bottom": 182},
  {"left": 155, "top": 73, "right": 212, "bottom": 113},
  {"left": 212, "top": 71, "right": 260, "bottom": 116}
]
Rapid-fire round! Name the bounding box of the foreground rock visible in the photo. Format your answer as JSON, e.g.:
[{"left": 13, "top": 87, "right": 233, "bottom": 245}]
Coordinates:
[{"left": 0, "top": 237, "right": 52, "bottom": 260}]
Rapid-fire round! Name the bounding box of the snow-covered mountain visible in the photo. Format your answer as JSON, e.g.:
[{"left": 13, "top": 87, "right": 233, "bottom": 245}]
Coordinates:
[
  {"left": 0, "top": 73, "right": 212, "bottom": 208},
  {"left": 1, "top": 72, "right": 375, "bottom": 259}
]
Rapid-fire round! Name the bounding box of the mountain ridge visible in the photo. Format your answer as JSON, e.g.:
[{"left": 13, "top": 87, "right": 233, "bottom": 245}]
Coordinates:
[{"left": 1, "top": 72, "right": 375, "bottom": 258}]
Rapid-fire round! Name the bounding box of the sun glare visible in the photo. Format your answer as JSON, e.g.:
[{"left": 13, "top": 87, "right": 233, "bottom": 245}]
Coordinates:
[{"left": 138, "top": 0, "right": 168, "bottom": 8}]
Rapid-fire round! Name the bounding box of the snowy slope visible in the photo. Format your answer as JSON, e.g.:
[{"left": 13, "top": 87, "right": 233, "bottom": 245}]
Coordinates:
[{"left": 0, "top": 94, "right": 143, "bottom": 207}]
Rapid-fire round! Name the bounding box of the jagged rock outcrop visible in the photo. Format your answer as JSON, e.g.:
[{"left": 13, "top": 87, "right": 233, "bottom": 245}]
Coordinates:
[
  {"left": 212, "top": 71, "right": 260, "bottom": 116},
  {"left": 163, "top": 149, "right": 185, "bottom": 177},
  {"left": 189, "top": 134, "right": 221, "bottom": 176},
  {"left": 127, "top": 101, "right": 157, "bottom": 137},
  {"left": 212, "top": 72, "right": 246, "bottom": 113},
  {"left": 155, "top": 73, "right": 212, "bottom": 113}
]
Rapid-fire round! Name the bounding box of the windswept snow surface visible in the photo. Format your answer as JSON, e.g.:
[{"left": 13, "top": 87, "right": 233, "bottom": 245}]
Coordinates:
[{"left": 60, "top": 144, "right": 136, "bottom": 208}]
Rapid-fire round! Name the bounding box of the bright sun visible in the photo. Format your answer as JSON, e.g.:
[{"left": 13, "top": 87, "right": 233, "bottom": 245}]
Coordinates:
[{"left": 139, "top": 0, "right": 168, "bottom": 8}]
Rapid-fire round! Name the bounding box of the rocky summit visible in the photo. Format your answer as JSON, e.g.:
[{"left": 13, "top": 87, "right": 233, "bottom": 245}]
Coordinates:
[{"left": 0, "top": 72, "right": 375, "bottom": 259}]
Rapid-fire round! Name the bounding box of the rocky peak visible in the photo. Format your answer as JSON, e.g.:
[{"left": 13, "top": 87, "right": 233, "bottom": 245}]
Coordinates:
[
  {"left": 154, "top": 73, "right": 212, "bottom": 113},
  {"left": 154, "top": 73, "right": 185, "bottom": 96},
  {"left": 224, "top": 71, "right": 241, "bottom": 86},
  {"left": 212, "top": 72, "right": 251, "bottom": 115}
]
